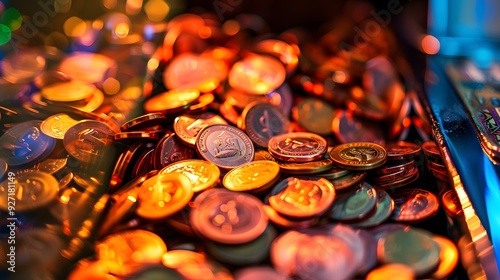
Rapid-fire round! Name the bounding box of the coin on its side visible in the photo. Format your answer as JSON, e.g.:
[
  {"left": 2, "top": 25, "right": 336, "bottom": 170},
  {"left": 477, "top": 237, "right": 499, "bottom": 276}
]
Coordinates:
[{"left": 268, "top": 132, "right": 327, "bottom": 162}]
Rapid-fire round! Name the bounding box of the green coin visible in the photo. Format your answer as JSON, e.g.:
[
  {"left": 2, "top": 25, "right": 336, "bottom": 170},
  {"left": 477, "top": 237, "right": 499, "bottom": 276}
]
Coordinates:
[
  {"left": 204, "top": 224, "right": 277, "bottom": 266},
  {"left": 351, "top": 188, "right": 394, "bottom": 228},
  {"left": 378, "top": 228, "right": 441, "bottom": 276},
  {"left": 329, "top": 182, "right": 377, "bottom": 221}
]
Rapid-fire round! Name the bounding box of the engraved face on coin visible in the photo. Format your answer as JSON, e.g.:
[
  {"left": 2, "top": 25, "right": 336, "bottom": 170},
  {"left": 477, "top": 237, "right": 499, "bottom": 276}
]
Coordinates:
[
  {"left": 160, "top": 159, "right": 220, "bottom": 193},
  {"left": 154, "top": 134, "right": 194, "bottom": 170},
  {"left": 223, "top": 160, "right": 280, "bottom": 193},
  {"left": 330, "top": 142, "right": 387, "bottom": 170},
  {"left": 0, "top": 120, "right": 56, "bottom": 167},
  {"left": 195, "top": 124, "right": 255, "bottom": 170},
  {"left": 41, "top": 113, "right": 79, "bottom": 139},
  {"left": 391, "top": 188, "right": 439, "bottom": 222},
  {"left": 228, "top": 55, "right": 286, "bottom": 95},
  {"left": 174, "top": 113, "right": 228, "bottom": 147},
  {"left": 268, "top": 132, "right": 327, "bottom": 162},
  {"left": 63, "top": 120, "right": 115, "bottom": 163},
  {"left": 190, "top": 188, "right": 268, "bottom": 244},
  {"left": 241, "top": 102, "right": 290, "bottom": 148},
  {"left": 269, "top": 177, "right": 335, "bottom": 219}
]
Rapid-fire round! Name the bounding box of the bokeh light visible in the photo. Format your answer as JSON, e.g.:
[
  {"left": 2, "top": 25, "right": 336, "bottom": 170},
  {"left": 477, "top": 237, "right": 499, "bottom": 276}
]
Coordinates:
[
  {"left": 144, "top": 0, "right": 170, "bottom": 21},
  {"left": 0, "top": 24, "right": 11, "bottom": 45},
  {"left": 421, "top": 35, "right": 440, "bottom": 55},
  {"left": 102, "top": 0, "right": 118, "bottom": 10},
  {"left": 64, "top": 16, "right": 87, "bottom": 37},
  {"left": 1, "top": 7, "right": 22, "bottom": 31},
  {"left": 126, "top": 0, "right": 143, "bottom": 15}
]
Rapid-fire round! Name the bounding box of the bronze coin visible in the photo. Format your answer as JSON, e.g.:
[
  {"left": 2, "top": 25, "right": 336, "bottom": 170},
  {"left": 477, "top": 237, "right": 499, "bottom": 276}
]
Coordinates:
[
  {"left": 174, "top": 113, "right": 228, "bottom": 147},
  {"left": 120, "top": 113, "right": 167, "bottom": 132},
  {"left": 441, "top": 190, "right": 463, "bottom": 217},
  {"left": 131, "top": 148, "right": 155, "bottom": 179},
  {"left": 109, "top": 142, "right": 144, "bottom": 192},
  {"left": 219, "top": 100, "right": 241, "bottom": 126},
  {"left": 268, "top": 132, "right": 327, "bottom": 162},
  {"left": 422, "top": 141, "right": 442, "bottom": 159},
  {"left": 195, "top": 124, "right": 255, "bottom": 170},
  {"left": 371, "top": 166, "right": 419, "bottom": 185},
  {"left": 375, "top": 160, "right": 415, "bottom": 175},
  {"left": 187, "top": 93, "right": 215, "bottom": 114},
  {"left": 154, "top": 133, "right": 194, "bottom": 170},
  {"left": 292, "top": 97, "right": 335, "bottom": 136},
  {"left": 376, "top": 167, "right": 419, "bottom": 190},
  {"left": 332, "top": 109, "right": 385, "bottom": 144},
  {"left": 391, "top": 188, "right": 439, "bottom": 223},
  {"left": 384, "top": 141, "right": 421, "bottom": 160},
  {"left": 241, "top": 102, "right": 290, "bottom": 148}
]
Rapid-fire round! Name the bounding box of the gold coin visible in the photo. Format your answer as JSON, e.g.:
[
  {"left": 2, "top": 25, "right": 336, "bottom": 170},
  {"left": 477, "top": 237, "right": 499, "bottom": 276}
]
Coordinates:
[
  {"left": 366, "top": 264, "right": 416, "bottom": 280},
  {"left": 59, "top": 52, "right": 116, "bottom": 84},
  {"left": 430, "top": 235, "right": 459, "bottom": 279},
  {"left": 330, "top": 142, "right": 387, "bottom": 170},
  {"left": 40, "top": 113, "right": 79, "bottom": 139},
  {"left": 160, "top": 159, "right": 220, "bottom": 193},
  {"left": 41, "top": 80, "right": 96, "bottom": 102},
  {"left": 223, "top": 160, "right": 280, "bottom": 193},
  {"left": 136, "top": 173, "right": 194, "bottom": 220},
  {"left": 162, "top": 250, "right": 233, "bottom": 280},
  {"left": 278, "top": 158, "right": 333, "bottom": 175},
  {"left": 144, "top": 89, "right": 200, "bottom": 114},
  {"left": 71, "top": 88, "right": 104, "bottom": 112},
  {"left": 95, "top": 229, "right": 167, "bottom": 276}
]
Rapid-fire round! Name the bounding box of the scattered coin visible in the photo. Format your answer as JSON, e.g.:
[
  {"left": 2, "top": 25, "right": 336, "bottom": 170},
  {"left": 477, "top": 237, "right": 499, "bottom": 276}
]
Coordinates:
[
  {"left": 268, "top": 132, "right": 327, "bottom": 162},
  {"left": 391, "top": 188, "right": 440, "bottom": 223},
  {"left": 330, "top": 142, "right": 387, "bottom": 170}
]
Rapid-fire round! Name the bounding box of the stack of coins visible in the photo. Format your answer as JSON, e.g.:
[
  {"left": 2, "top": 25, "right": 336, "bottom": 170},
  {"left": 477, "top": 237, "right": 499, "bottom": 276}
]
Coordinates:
[
  {"left": 422, "top": 141, "right": 451, "bottom": 182},
  {"left": 0, "top": 3, "right": 467, "bottom": 280}
]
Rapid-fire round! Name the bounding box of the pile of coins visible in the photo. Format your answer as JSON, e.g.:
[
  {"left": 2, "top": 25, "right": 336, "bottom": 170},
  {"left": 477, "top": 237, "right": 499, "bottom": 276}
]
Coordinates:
[{"left": 0, "top": 3, "right": 465, "bottom": 280}]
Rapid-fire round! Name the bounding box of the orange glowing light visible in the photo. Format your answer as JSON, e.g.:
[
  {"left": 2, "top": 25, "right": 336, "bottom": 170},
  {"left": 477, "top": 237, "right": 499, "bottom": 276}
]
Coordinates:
[
  {"left": 64, "top": 17, "right": 87, "bottom": 37},
  {"left": 144, "top": 0, "right": 170, "bottom": 21},
  {"left": 313, "top": 83, "right": 323, "bottom": 95},
  {"left": 351, "top": 86, "right": 364, "bottom": 99},
  {"left": 126, "top": 0, "right": 143, "bottom": 15},
  {"left": 102, "top": 0, "right": 117, "bottom": 10},
  {"left": 222, "top": 20, "right": 240, "bottom": 36},
  {"left": 421, "top": 35, "right": 440, "bottom": 55},
  {"left": 103, "top": 78, "right": 120, "bottom": 95},
  {"left": 114, "top": 22, "right": 130, "bottom": 38},
  {"left": 198, "top": 26, "right": 212, "bottom": 39},
  {"left": 402, "top": 117, "right": 411, "bottom": 127}
]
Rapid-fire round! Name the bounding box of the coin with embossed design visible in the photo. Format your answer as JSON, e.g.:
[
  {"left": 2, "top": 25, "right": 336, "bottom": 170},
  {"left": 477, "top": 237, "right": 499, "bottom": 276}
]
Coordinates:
[
  {"left": 330, "top": 142, "right": 387, "bottom": 170},
  {"left": 154, "top": 133, "right": 194, "bottom": 170},
  {"left": 174, "top": 113, "right": 228, "bottom": 147},
  {"left": 241, "top": 102, "right": 290, "bottom": 148},
  {"left": 391, "top": 188, "right": 439, "bottom": 223},
  {"left": 223, "top": 160, "right": 280, "bottom": 193},
  {"left": 41, "top": 113, "right": 79, "bottom": 139},
  {"left": 195, "top": 124, "right": 254, "bottom": 170},
  {"left": 329, "top": 182, "right": 377, "bottom": 221},
  {"left": 268, "top": 177, "right": 335, "bottom": 219},
  {"left": 268, "top": 132, "right": 327, "bottom": 162},
  {"left": 190, "top": 188, "right": 268, "bottom": 244},
  {"left": 63, "top": 120, "right": 115, "bottom": 163},
  {"left": 160, "top": 159, "right": 220, "bottom": 193}
]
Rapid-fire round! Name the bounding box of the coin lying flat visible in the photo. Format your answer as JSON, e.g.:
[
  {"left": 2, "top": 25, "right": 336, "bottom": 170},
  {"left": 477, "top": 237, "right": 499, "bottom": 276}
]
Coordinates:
[
  {"left": 263, "top": 204, "right": 319, "bottom": 229},
  {"left": 268, "top": 132, "right": 327, "bottom": 162},
  {"left": 95, "top": 229, "right": 167, "bottom": 276},
  {"left": 174, "top": 113, "right": 228, "bottom": 147},
  {"left": 2, "top": 48, "right": 46, "bottom": 84},
  {"left": 391, "top": 188, "right": 439, "bottom": 223},
  {"left": 329, "top": 171, "right": 367, "bottom": 191},
  {"left": 190, "top": 188, "right": 268, "bottom": 244},
  {"left": 162, "top": 250, "right": 233, "bottom": 280},
  {"left": 241, "top": 102, "right": 290, "bottom": 148},
  {"left": 330, "top": 182, "right": 377, "bottom": 221},
  {"left": 0, "top": 120, "right": 56, "bottom": 167},
  {"left": 384, "top": 141, "right": 421, "bottom": 161},
  {"left": 160, "top": 159, "right": 220, "bottom": 193},
  {"left": 59, "top": 52, "right": 116, "bottom": 84},
  {"left": 293, "top": 97, "right": 335, "bottom": 136},
  {"left": 144, "top": 89, "right": 200, "bottom": 114},
  {"left": 330, "top": 142, "right": 387, "bottom": 170},
  {"left": 223, "top": 160, "right": 280, "bottom": 193},
  {"left": 63, "top": 120, "right": 115, "bottom": 163},
  {"left": 196, "top": 124, "right": 255, "bottom": 170},
  {"left": 352, "top": 188, "right": 394, "bottom": 228},
  {"left": 41, "top": 80, "right": 96, "bottom": 102},
  {"left": 40, "top": 113, "right": 79, "bottom": 139},
  {"left": 269, "top": 177, "right": 335, "bottom": 219},
  {"left": 136, "top": 173, "right": 193, "bottom": 220}
]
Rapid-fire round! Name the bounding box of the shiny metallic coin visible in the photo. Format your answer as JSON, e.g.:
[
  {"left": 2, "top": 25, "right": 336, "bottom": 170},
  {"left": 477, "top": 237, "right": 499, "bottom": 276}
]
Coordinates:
[
  {"left": 205, "top": 224, "right": 277, "bottom": 266},
  {"left": 129, "top": 265, "right": 185, "bottom": 280},
  {"left": 269, "top": 177, "right": 335, "bottom": 219},
  {"left": 263, "top": 204, "right": 319, "bottom": 229},
  {"left": 378, "top": 228, "right": 441, "bottom": 276},
  {"left": 268, "top": 132, "right": 327, "bottom": 162},
  {"left": 223, "top": 160, "right": 280, "bottom": 193},
  {"left": 422, "top": 141, "right": 442, "bottom": 159},
  {"left": 41, "top": 80, "right": 96, "bottom": 102},
  {"left": 154, "top": 133, "right": 194, "bottom": 170},
  {"left": 130, "top": 148, "right": 154, "bottom": 185},
  {"left": 40, "top": 113, "right": 79, "bottom": 139},
  {"left": 430, "top": 235, "right": 459, "bottom": 279},
  {"left": 228, "top": 55, "right": 286, "bottom": 95},
  {"left": 268, "top": 83, "right": 294, "bottom": 116},
  {"left": 375, "top": 160, "right": 415, "bottom": 175},
  {"left": 114, "top": 131, "right": 160, "bottom": 141},
  {"left": 174, "top": 113, "right": 228, "bottom": 147},
  {"left": 95, "top": 229, "right": 167, "bottom": 276},
  {"left": 0, "top": 120, "right": 56, "bottom": 167},
  {"left": 254, "top": 39, "right": 298, "bottom": 76},
  {"left": 0, "top": 171, "right": 58, "bottom": 212},
  {"left": 330, "top": 182, "right": 377, "bottom": 221},
  {"left": 190, "top": 188, "right": 268, "bottom": 244},
  {"left": 120, "top": 113, "right": 167, "bottom": 132},
  {"left": 427, "top": 160, "right": 448, "bottom": 173},
  {"left": 163, "top": 53, "right": 227, "bottom": 92},
  {"left": 219, "top": 100, "right": 241, "bottom": 125},
  {"left": 271, "top": 229, "right": 307, "bottom": 276},
  {"left": 352, "top": 188, "right": 394, "bottom": 228},
  {"left": 366, "top": 263, "right": 416, "bottom": 280},
  {"left": 330, "top": 142, "right": 387, "bottom": 171},
  {"left": 160, "top": 159, "right": 220, "bottom": 193},
  {"left": 71, "top": 87, "right": 105, "bottom": 113},
  {"left": 234, "top": 266, "right": 291, "bottom": 280},
  {"left": 253, "top": 149, "right": 276, "bottom": 161},
  {"left": 109, "top": 142, "right": 144, "bottom": 192},
  {"left": 28, "top": 157, "right": 68, "bottom": 174},
  {"left": 59, "top": 52, "right": 116, "bottom": 84},
  {"left": 388, "top": 95, "right": 411, "bottom": 139},
  {"left": 58, "top": 172, "right": 73, "bottom": 190},
  {"left": 441, "top": 189, "right": 463, "bottom": 217},
  {"left": 2, "top": 49, "right": 46, "bottom": 84},
  {"left": 144, "top": 89, "right": 200, "bottom": 114},
  {"left": 63, "top": 120, "right": 114, "bottom": 163},
  {"left": 376, "top": 167, "right": 419, "bottom": 190},
  {"left": 371, "top": 166, "right": 419, "bottom": 185},
  {"left": 279, "top": 158, "right": 333, "bottom": 175},
  {"left": 226, "top": 88, "right": 272, "bottom": 111},
  {"left": 195, "top": 124, "right": 255, "bottom": 170},
  {"left": 136, "top": 173, "right": 193, "bottom": 220},
  {"left": 314, "top": 165, "right": 350, "bottom": 180},
  {"left": 162, "top": 250, "right": 233, "bottom": 280},
  {"left": 241, "top": 102, "right": 290, "bottom": 148},
  {"left": 293, "top": 97, "right": 335, "bottom": 136},
  {"left": 329, "top": 171, "right": 367, "bottom": 191},
  {"left": 187, "top": 92, "right": 215, "bottom": 113},
  {"left": 332, "top": 109, "right": 385, "bottom": 144},
  {"left": 384, "top": 141, "right": 421, "bottom": 161},
  {"left": 391, "top": 189, "right": 439, "bottom": 223},
  {"left": 347, "top": 86, "right": 388, "bottom": 121}
]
